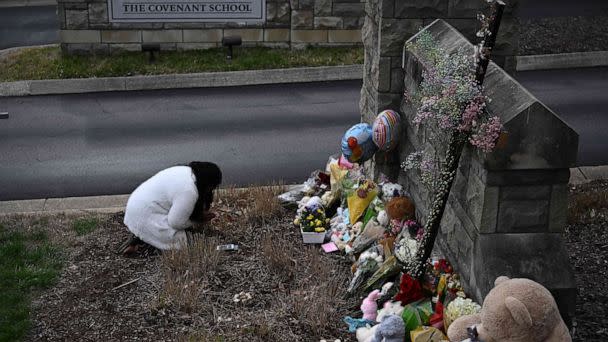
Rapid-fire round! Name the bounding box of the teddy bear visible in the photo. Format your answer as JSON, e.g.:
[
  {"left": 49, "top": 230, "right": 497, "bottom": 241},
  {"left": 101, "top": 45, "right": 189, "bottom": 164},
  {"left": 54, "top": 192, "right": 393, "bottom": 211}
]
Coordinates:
[
  {"left": 386, "top": 197, "right": 415, "bottom": 221},
  {"left": 376, "top": 300, "right": 404, "bottom": 323},
  {"left": 447, "top": 276, "right": 571, "bottom": 342},
  {"left": 357, "top": 315, "right": 405, "bottom": 342}
]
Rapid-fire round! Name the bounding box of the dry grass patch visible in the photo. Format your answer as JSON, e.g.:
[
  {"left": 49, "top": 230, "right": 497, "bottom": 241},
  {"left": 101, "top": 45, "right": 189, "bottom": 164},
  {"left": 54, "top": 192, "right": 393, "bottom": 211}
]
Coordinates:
[
  {"left": 278, "top": 248, "right": 352, "bottom": 338},
  {"left": 159, "top": 234, "right": 221, "bottom": 313},
  {"left": 261, "top": 233, "right": 297, "bottom": 282},
  {"left": 242, "top": 184, "right": 287, "bottom": 226},
  {"left": 569, "top": 180, "right": 608, "bottom": 224}
]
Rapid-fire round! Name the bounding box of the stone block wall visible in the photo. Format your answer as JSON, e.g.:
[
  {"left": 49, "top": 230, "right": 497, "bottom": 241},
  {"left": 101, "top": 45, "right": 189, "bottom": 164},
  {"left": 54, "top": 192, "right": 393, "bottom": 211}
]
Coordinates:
[
  {"left": 290, "top": 0, "right": 365, "bottom": 48},
  {"left": 58, "top": 0, "right": 365, "bottom": 54},
  {"left": 365, "top": 19, "right": 578, "bottom": 326}
]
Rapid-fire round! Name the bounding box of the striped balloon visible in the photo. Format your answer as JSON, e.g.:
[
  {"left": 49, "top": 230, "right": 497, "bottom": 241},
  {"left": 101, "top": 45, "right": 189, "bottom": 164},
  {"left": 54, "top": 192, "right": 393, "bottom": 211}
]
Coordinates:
[{"left": 372, "top": 110, "right": 401, "bottom": 151}]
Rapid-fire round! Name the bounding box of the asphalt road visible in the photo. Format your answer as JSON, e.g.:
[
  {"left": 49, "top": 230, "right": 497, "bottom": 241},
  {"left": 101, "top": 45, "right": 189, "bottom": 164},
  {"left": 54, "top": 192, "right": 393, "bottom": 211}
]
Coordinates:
[
  {"left": 0, "top": 81, "right": 361, "bottom": 200},
  {"left": 0, "top": 5, "right": 59, "bottom": 50},
  {"left": 0, "top": 68, "right": 606, "bottom": 200}
]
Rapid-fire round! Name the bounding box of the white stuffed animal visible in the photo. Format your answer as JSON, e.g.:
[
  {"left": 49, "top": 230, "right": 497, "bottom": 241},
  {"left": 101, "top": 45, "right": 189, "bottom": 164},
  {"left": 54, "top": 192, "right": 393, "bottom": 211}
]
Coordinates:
[
  {"left": 357, "top": 314, "right": 405, "bottom": 342},
  {"left": 356, "top": 324, "right": 377, "bottom": 342},
  {"left": 358, "top": 251, "right": 384, "bottom": 265},
  {"left": 381, "top": 183, "right": 405, "bottom": 202},
  {"left": 376, "top": 301, "right": 404, "bottom": 323},
  {"left": 377, "top": 210, "right": 389, "bottom": 227}
]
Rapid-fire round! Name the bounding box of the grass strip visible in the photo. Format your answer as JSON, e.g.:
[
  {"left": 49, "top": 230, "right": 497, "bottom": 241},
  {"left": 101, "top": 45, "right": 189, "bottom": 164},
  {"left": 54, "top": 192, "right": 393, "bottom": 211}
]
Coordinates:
[
  {"left": 0, "top": 224, "right": 62, "bottom": 341},
  {"left": 0, "top": 46, "right": 363, "bottom": 82}
]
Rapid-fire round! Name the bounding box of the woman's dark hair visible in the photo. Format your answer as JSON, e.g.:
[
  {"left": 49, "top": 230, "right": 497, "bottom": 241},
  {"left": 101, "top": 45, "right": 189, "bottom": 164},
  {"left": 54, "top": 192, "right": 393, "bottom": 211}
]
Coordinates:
[{"left": 189, "top": 161, "right": 222, "bottom": 221}]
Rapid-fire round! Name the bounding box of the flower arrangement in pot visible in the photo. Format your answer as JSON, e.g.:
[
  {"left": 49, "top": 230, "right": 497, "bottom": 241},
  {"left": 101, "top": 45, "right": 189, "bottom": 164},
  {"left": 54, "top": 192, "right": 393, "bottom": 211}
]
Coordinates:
[{"left": 294, "top": 197, "right": 329, "bottom": 244}]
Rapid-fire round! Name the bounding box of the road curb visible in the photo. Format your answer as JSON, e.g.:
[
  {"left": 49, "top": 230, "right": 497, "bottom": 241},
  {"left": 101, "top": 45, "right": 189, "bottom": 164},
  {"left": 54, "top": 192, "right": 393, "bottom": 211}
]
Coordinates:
[
  {"left": 0, "top": 65, "right": 364, "bottom": 97},
  {"left": 0, "top": 44, "right": 58, "bottom": 59},
  {"left": 516, "top": 51, "right": 608, "bottom": 71},
  {"left": 0, "top": 0, "right": 55, "bottom": 7},
  {"left": 0, "top": 195, "right": 128, "bottom": 216},
  {"left": 1, "top": 167, "right": 606, "bottom": 216}
]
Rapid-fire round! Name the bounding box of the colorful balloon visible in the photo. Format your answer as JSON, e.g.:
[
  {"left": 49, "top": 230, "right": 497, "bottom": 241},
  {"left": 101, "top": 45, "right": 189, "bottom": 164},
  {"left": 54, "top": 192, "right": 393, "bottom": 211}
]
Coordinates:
[
  {"left": 341, "top": 123, "right": 378, "bottom": 163},
  {"left": 372, "top": 110, "right": 401, "bottom": 151}
]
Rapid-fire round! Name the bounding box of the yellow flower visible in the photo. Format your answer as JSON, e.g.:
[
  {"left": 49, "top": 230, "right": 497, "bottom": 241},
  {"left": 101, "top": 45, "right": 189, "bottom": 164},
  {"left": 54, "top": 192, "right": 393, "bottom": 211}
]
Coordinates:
[
  {"left": 317, "top": 209, "right": 323, "bottom": 213},
  {"left": 294, "top": 218, "right": 300, "bottom": 225},
  {"left": 306, "top": 215, "right": 314, "bottom": 220},
  {"left": 315, "top": 219, "right": 322, "bottom": 226},
  {"left": 315, "top": 227, "right": 325, "bottom": 233}
]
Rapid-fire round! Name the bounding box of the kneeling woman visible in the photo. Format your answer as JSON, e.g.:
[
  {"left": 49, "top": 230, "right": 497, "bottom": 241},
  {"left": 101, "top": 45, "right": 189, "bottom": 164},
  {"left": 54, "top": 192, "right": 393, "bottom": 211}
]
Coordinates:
[{"left": 123, "top": 161, "right": 222, "bottom": 253}]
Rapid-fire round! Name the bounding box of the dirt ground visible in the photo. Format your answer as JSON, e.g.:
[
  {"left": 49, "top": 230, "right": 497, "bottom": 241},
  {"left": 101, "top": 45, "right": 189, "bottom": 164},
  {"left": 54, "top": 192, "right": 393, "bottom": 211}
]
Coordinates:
[
  {"left": 520, "top": 15, "right": 608, "bottom": 55},
  {"left": 2, "top": 181, "right": 606, "bottom": 341},
  {"left": 13, "top": 187, "right": 360, "bottom": 342},
  {"left": 564, "top": 180, "right": 608, "bottom": 342}
]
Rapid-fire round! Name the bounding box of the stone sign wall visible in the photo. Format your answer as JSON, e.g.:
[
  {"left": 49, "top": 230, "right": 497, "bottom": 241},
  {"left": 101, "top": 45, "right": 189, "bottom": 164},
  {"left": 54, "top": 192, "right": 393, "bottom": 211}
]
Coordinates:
[
  {"left": 58, "top": 0, "right": 365, "bottom": 54},
  {"left": 364, "top": 18, "right": 578, "bottom": 325}
]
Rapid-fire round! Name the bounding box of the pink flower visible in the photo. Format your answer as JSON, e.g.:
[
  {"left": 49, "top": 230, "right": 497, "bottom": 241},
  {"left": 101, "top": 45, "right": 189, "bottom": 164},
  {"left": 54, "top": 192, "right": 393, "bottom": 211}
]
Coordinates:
[
  {"left": 458, "top": 96, "right": 485, "bottom": 132},
  {"left": 469, "top": 116, "right": 502, "bottom": 153},
  {"left": 439, "top": 115, "right": 455, "bottom": 129},
  {"left": 413, "top": 111, "right": 434, "bottom": 124}
]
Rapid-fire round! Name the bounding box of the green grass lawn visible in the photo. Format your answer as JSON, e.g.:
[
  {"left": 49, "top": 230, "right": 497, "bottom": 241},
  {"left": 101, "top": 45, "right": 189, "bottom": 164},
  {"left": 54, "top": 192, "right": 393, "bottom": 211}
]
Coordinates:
[
  {"left": 0, "top": 224, "right": 62, "bottom": 342},
  {"left": 0, "top": 46, "right": 363, "bottom": 82},
  {"left": 72, "top": 217, "right": 99, "bottom": 236}
]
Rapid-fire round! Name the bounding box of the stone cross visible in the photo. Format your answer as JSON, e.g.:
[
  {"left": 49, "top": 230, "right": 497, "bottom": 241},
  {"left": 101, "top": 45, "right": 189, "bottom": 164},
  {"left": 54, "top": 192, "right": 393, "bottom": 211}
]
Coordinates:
[{"left": 404, "top": 0, "right": 507, "bottom": 279}]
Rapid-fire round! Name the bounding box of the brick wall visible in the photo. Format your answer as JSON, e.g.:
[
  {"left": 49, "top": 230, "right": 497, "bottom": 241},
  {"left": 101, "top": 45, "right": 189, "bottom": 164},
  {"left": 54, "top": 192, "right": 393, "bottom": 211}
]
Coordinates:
[{"left": 57, "top": 0, "right": 365, "bottom": 54}]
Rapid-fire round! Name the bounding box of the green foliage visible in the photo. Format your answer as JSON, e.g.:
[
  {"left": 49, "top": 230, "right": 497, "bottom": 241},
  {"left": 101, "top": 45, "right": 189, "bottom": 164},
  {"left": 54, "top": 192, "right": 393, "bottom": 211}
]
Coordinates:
[
  {"left": 0, "top": 46, "right": 364, "bottom": 82},
  {"left": 72, "top": 217, "right": 99, "bottom": 236},
  {"left": 0, "top": 225, "right": 62, "bottom": 342}
]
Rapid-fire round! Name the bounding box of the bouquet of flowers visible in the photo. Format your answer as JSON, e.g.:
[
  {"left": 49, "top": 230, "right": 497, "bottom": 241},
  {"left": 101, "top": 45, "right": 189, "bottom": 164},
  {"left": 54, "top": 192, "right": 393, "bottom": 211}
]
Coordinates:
[
  {"left": 394, "top": 236, "right": 419, "bottom": 263},
  {"left": 444, "top": 296, "right": 482, "bottom": 330},
  {"left": 404, "top": 219, "right": 424, "bottom": 240},
  {"left": 294, "top": 207, "right": 329, "bottom": 233}
]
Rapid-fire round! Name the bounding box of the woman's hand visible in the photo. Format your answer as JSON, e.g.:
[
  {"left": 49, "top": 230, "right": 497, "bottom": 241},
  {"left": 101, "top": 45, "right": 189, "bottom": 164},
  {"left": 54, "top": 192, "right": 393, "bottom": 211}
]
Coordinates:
[{"left": 201, "top": 211, "right": 216, "bottom": 223}]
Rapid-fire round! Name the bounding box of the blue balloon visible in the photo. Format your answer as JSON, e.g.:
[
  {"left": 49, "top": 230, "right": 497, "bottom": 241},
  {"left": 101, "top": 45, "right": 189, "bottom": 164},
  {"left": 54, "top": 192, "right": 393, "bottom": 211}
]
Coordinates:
[{"left": 341, "top": 123, "right": 378, "bottom": 163}]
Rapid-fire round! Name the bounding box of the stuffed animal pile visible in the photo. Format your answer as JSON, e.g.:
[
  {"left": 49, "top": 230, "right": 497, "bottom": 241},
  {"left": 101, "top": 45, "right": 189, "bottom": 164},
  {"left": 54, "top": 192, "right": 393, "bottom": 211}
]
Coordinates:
[{"left": 278, "top": 110, "right": 571, "bottom": 342}]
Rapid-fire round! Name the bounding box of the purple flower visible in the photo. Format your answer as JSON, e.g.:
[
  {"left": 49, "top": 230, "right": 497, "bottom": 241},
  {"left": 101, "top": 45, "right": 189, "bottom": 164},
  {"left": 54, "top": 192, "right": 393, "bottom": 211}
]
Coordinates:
[{"left": 469, "top": 116, "right": 502, "bottom": 153}]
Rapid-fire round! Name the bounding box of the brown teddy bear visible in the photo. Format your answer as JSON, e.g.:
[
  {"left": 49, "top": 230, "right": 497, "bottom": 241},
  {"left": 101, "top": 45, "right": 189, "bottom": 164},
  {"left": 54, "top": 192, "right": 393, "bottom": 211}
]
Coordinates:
[
  {"left": 386, "top": 197, "right": 415, "bottom": 221},
  {"left": 447, "top": 276, "right": 571, "bottom": 342}
]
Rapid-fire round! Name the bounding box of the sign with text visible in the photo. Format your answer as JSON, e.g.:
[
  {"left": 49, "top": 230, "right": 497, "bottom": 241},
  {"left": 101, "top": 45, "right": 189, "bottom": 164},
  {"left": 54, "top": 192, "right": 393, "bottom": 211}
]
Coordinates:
[{"left": 108, "top": 0, "right": 265, "bottom": 23}]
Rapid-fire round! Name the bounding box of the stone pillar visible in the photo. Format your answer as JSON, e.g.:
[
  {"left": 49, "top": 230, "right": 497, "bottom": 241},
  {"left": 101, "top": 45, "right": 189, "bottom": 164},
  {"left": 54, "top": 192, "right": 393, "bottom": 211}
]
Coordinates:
[
  {"left": 360, "top": 0, "right": 519, "bottom": 118},
  {"left": 370, "top": 19, "right": 577, "bottom": 325},
  {"left": 360, "top": 0, "right": 519, "bottom": 180},
  {"left": 360, "top": 0, "right": 423, "bottom": 121}
]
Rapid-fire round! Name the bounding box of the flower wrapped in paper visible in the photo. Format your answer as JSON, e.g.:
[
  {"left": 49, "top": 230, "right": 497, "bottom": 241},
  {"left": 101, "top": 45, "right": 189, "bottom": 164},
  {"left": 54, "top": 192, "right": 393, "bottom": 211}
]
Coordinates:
[
  {"left": 401, "top": 298, "right": 433, "bottom": 335},
  {"left": 444, "top": 296, "right": 481, "bottom": 331}
]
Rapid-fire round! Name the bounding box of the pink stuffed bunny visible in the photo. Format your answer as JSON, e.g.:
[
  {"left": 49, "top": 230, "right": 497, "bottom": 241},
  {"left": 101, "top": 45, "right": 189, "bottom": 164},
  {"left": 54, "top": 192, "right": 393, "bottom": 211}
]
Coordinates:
[{"left": 361, "top": 289, "right": 381, "bottom": 321}]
